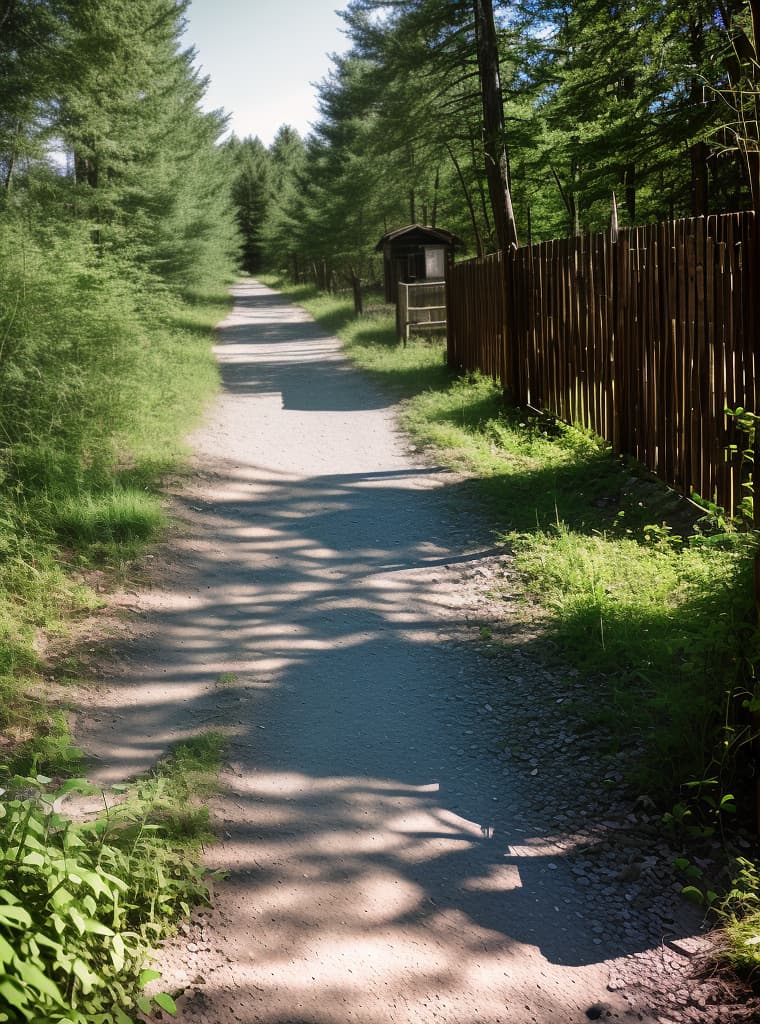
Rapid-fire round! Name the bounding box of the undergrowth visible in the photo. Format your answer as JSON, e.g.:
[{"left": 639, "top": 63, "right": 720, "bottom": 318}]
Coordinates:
[
  {"left": 0, "top": 220, "right": 230, "bottom": 1016},
  {"left": 0, "top": 733, "right": 225, "bottom": 1022}
]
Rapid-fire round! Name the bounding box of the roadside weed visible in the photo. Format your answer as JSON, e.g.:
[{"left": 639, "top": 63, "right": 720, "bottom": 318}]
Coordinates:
[{"left": 0, "top": 744, "right": 223, "bottom": 1023}]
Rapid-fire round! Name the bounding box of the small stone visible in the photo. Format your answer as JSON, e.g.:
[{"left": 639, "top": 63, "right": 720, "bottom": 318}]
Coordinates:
[{"left": 586, "top": 1003, "right": 608, "bottom": 1020}]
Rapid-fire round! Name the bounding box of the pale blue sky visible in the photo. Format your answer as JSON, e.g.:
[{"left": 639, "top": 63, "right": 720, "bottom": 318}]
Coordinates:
[{"left": 183, "top": 0, "right": 351, "bottom": 146}]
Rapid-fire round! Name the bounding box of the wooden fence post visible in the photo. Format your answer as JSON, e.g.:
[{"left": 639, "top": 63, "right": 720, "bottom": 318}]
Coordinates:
[
  {"left": 505, "top": 245, "right": 519, "bottom": 404},
  {"left": 351, "top": 274, "right": 363, "bottom": 317},
  {"left": 610, "top": 219, "right": 622, "bottom": 454},
  {"left": 397, "top": 283, "right": 408, "bottom": 344}
]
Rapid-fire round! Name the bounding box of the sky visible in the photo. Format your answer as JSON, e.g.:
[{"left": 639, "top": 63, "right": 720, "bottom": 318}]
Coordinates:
[{"left": 182, "top": 0, "right": 352, "bottom": 147}]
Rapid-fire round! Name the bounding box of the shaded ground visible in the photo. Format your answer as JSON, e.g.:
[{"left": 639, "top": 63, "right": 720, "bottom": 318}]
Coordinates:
[{"left": 72, "top": 280, "right": 753, "bottom": 1023}]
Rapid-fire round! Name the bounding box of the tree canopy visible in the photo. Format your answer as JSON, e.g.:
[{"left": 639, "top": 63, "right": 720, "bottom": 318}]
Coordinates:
[{"left": 235, "top": 0, "right": 757, "bottom": 284}]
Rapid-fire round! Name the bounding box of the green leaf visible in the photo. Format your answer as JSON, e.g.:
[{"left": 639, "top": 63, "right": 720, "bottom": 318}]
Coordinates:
[
  {"left": 32, "top": 933, "right": 63, "bottom": 955},
  {"left": 82, "top": 918, "right": 114, "bottom": 936},
  {"left": 12, "top": 957, "right": 66, "bottom": 1005},
  {"left": 54, "top": 779, "right": 97, "bottom": 798},
  {"left": 681, "top": 885, "right": 705, "bottom": 904},
  {"left": 0, "top": 976, "right": 28, "bottom": 1010},
  {"left": 50, "top": 887, "right": 75, "bottom": 909},
  {"left": 69, "top": 907, "right": 86, "bottom": 935},
  {"left": 72, "top": 957, "right": 97, "bottom": 995},
  {"left": 111, "top": 933, "right": 125, "bottom": 972},
  {"left": 138, "top": 968, "right": 162, "bottom": 988},
  {"left": 154, "top": 992, "right": 177, "bottom": 1015},
  {"left": 136, "top": 996, "right": 153, "bottom": 1014},
  {"left": 0, "top": 936, "right": 13, "bottom": 965},
  {"left": 0, "top": 906, "right": 32, "bottom": 929}
]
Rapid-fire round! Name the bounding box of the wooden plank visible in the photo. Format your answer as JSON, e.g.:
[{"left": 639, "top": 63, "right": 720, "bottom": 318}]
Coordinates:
[{"left": 444, "top": 211, "right": 755, "bottom": 518}]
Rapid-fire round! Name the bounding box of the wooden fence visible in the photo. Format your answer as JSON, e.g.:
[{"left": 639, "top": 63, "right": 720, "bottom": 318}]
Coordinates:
[
  {"left": 396, "top": 281, "right": 448, "bottom": 342},
  {"left": 446, "top": 212, "right": 758, "bottom": 515}
]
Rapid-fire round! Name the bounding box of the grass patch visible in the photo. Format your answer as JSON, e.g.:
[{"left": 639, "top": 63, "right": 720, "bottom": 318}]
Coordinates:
[{"left": 54, "top": 489, "right": 166, "bottom": 547}]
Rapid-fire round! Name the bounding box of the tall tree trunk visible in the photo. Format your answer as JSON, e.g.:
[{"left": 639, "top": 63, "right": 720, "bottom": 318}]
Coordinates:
[
  {"left": 446, "top": 143, "right": 483, "bottom": 257},
  {"left": 689, "top": 20, "right": 709, "bottom": 216},
  {"left": 624, "top": 162, "right": 636, "bottom": 223},
  {"left": 431, "top": 166, "right": 440, "bottom": 227},
  {"left": 690, "top": 140, "right": 709, "bottom": 216},
  {"left": 469, "top": 129, "right": 492, "bottom": 240},
  {"left": 473, "top": 0, "right": 518, "bottom": 250}
]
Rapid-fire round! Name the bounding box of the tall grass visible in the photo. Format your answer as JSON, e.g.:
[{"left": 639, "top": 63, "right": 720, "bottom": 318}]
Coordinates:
[{"left": 0, "top": 214, "right": 228, "bottom": 772}]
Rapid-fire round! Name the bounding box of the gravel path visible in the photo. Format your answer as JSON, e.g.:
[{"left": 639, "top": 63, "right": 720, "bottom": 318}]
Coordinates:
[{"left": 76, "top": 280, "right": 745, "bottom": 1023}]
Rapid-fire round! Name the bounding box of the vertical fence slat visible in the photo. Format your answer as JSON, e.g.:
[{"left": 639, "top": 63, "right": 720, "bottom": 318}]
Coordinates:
[{"left": 445, "top": 211, "right": 756, "bottom": 516}]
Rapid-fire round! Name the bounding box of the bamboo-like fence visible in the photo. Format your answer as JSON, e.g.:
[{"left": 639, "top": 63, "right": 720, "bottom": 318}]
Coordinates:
[{"left": 446, "top": 212, "right": 758, "bottom": 515}]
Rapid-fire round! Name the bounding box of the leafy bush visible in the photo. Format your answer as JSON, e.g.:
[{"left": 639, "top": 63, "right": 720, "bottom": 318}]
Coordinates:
[{"left": 0, "top": 768, "right": 217, "bottom": 1023}]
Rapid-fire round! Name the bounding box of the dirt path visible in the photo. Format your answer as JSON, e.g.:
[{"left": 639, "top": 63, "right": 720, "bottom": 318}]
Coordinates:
[{"left": 77, "top": 281, "right": 722, "bottom": 1023}]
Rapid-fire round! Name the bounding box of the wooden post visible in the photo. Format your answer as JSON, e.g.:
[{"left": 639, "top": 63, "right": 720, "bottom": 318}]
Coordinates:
[
  {"left": 397, "top": 283, "right": 408, "bottom": 344},
  {"left": 351, "top": 273, "right": 363, "bottom": 317},
  {"left": 751, "top": 208, "right": 760, "bottom": 832},
  {"left": 610, "top": 206, "right": 621, "bottom": 454},
  {"left": 445, "top": 251, "right": 454, "bottom": 368}
]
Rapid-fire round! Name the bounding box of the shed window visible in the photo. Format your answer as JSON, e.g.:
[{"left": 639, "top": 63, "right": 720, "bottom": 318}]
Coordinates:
[
  {"left": 407, "top": 252, "right": 425, "bottom": 280},
  {"left": 425, "top": 246, "right": 445, "bottom": 279}
]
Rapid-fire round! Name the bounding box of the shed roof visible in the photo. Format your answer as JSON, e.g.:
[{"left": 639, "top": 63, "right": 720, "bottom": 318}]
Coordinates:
[{"left": 375, "top": 224, "right": 464, "bottom": 252}]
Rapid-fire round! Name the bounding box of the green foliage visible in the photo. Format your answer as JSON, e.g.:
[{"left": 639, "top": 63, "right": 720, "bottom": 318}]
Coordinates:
[
  {"left": 0, "top": 3, "right": 235, "bottom": 1014},
  {"left": 54, "top": 489, "right": 166, "bottom": 547},
  {"left": 246, "top": 1, "right": 754, "bottom": 283},
  {"left": 227, "top": 135, "right": 271, "bottom": 273},
  {"left": 720, "top": 857, "right": 760, "bottom": 970},
  {"left": 0, "top": 739, "right": 223, "bottom": 1023}
]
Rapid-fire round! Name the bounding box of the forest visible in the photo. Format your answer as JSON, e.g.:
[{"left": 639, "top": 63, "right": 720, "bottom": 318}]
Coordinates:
[
  {"left": 0, "top": 0, "right": 239, "bottom": 530},
  {"left": 232, "top": 0, "right": 759, "bottom": 283}
]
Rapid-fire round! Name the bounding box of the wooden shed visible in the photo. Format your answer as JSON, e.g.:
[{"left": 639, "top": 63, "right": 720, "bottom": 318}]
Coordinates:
[{"left": 376, "top": 224, "right": 463, "bottom": 304}]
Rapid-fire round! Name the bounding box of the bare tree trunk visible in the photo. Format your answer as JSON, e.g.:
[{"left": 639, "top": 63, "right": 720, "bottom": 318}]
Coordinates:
[
  {"left": 3, "top": 120, "right": 20, "bottom": 191},
  {"left": 431, "top": 166, "right": 440, "bottom": 227},
  {"left": 747, "top": 0, "right": 760, "bottom": 211},
  {"left": 690, "top": 140, "right": 709, "bottom": 216},
  {"left": 446, "top": 143, "right": 483, "bottom": 257},
  {"left": 469, "top": 129, "right": 492, "bottom": 241},
  {"left": 473, "top": 0, "right": 518, "bottom": 250},
  {"left": 550, "top": 163, "right": 577, "bottom": 237},
  {"left": 0, "top": 0, "right": 15, "bottom": 33}
]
